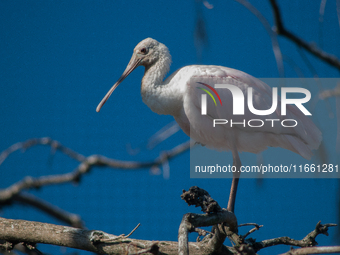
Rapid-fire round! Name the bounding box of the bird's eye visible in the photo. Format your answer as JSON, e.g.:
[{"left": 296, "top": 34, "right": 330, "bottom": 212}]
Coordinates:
[{"left": 140, "top": 47, "right": 147, "bottom": 54}]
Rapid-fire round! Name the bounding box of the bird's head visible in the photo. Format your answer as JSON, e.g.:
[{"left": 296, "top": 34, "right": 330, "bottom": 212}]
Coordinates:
[
  {"left": 96, "top": 38, "right": 170, "bottom": 112},
  {"left": 134, "top": 38, "right": 164, "bottom": 67}
]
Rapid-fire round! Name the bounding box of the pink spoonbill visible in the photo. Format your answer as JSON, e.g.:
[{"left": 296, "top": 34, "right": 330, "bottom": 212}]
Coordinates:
[{"left": 96, "top": 38, "right": 322, "bottom": 213}]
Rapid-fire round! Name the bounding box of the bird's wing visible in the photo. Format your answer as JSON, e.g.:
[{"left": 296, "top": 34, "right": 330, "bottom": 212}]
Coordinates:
[
  {"left": 184, "top": 65, "right": 284, "bottom": 133},
  {"left": 181, "top": 65, "right": 321, "bottom": 158}
]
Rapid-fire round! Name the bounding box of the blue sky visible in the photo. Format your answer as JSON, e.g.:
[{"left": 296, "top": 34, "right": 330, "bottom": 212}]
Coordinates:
[{"left": 0, "top": 1, "right": 339, "bottom": 254}]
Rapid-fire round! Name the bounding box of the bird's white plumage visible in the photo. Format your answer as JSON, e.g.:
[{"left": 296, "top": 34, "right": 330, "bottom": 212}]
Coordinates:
[
  {"left": 98, "top": 38, "right": 322, "bottom": 160},
  {"left": 96, "top": 38, "right": 322, "bottom": 214},
  {"left": 162, "top": 65, "right": 321, "bottom": 160}
]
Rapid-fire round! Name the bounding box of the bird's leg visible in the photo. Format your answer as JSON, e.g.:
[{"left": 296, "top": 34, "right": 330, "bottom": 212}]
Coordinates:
[{"left": 227, "top": 146, "right": 241, "bottom": 213}]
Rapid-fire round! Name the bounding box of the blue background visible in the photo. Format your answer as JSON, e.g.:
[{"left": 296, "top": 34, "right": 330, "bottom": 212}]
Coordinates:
[{"left": 0, "top": 1, "right": 339, "bottom": 254}]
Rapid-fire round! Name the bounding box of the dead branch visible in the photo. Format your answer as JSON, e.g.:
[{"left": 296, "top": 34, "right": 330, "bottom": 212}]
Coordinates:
[
  {"left": 0, "top": 138, "right": 190, "bottom": 204},
  {"left": 0, "top": 137, "right": 86, "bottom": 166},
  {"left": 0, "top": 241, "right": 42, "bottom": 255},
  {"left": 178, "top": 189, "right": 337, "bottom": 255},
  {"left": 178, "top": 212, "right": 238, "bottom": 255},
  {"left": 269, "top": 0, "right": 340, "bottom": 71},
  {"left": 179, "top": 187, "right": 238, "bottom": 255},
  {"left": 253, "top": 221, "right": 337, "bottom": 252},
  {"left": 146, "top": 121, "right": 181, "bottom": 150},
  {"left": 194, "top": 0, "right": 209, "bottom": 62},
  {"left": 11, "top": 192, "right": 84, "bottom": 228},
  {"left": 181, "top": 186, "right": 222, "bottom": 214},
  {"left": 0, "top": 217, "right": 160, "bottom": 255},
  {"left": 99, "top": 223, "right": 141, "bottom": 242},
  {"left": 279, "top": 246, "right": 340, "bottom": 255},
  {"left": 239, "top": 223, "right": 263, "bottom": 240},
  {"left": 0, "top": 213, "right": 336, "bottom": 254},
  {"left": 0, "top": 217, "right": 225, "bottom": 255}
]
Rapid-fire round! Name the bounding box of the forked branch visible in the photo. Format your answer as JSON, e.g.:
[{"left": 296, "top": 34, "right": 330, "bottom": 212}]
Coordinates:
[
  {"left": 0, "top": 137, "right": 190, "bottom": 204},
  {"left": 253, "top": 221, "right": 337, "bottom": 252},
  {"left": 179, "top": 188, "right": 337, "bottom": 255},
  {"left": 269, "top": 0, "right": 340, "bottom": 71}
]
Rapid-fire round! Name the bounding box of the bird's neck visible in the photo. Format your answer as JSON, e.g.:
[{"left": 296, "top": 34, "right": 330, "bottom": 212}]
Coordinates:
[{"left": 141, "top": 57, "right": 182, "bottom": 116}]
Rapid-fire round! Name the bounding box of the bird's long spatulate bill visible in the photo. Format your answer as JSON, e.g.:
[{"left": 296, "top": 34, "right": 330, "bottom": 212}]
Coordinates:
[{"left": 96, "top": 56, "right": 142, "bottom": 112}]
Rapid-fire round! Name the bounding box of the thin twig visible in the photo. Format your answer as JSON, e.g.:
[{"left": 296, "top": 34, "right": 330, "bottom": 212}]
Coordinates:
[
  {"left": 0, "top": 137, "right": 86, "bottom": 166},
  {"left": 99, "top": 223, "right": 141, "bottom": 243},
  {"left": 269, "top": 0, "right": 340, "bottom": 71},
  {"left": 126, "top": 223, "right": 141, "bottom": 238},
  {"left": 238, "top": 223, "right": 261, "bottom": 227},
  {"left": 146, "top": 121, "right": 180, "bottom": 149},
  {"left": 179, "top": 187, "right": 239, "bottom": 255},
  {"left": 282, "top": 55, "right": 305, "bottom": 78},
  {"left": 296, "top": 48, "right": 335, "bottom": 119},
  {"left": 194, "top": 0, "right": 209, "bottom": 62},
  {"left": 240, "top": 224, "right": 263, "bottom": 240},
  {"left": 253, "top": 221, "right": 337, "bottom": 253},
  {"left": 234, "top": 0, "right": 285, "bottom": 77}
]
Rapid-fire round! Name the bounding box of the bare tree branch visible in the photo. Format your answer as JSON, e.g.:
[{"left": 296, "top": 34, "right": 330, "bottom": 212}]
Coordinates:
[
  {"left": 126, "top": 121, "right": 181, "bottom": 155},
  {"left": 296, "top": 48, "right": 336, "bottom": 120},
  {"left": 0, "top": 217, "right": 228, "bottom": 255},
  {"left": 253, "top": 221, "right": 337, "bottom": 252},
  {"left": 194, "top": 0, "right": 209, "bottom": 62},
  {"left": 99, "top": 223, "right": 141, "bottom": 242},
  {"left": 0, "top": 210, "right": 336, "bottom": 254},
  {"left": 269, "top": 0, "right": 340, "bottom": 71},
  {"left": 234, "top": 0, "right": 285, "bottom": 77},
  {"left": 11, "top": 192, "right": 84, "bottom": 228},
  {"left": 279, "top": 246, "right": 340, "bottom": 255},
  {"left": 146, "top": 121, "right": 180, "bottom": 150},
  {"left": 282, "top": 55, "right": 305, "bottom": 78},
  {"left": 0, "top": 217, "right": 162, "bottom": 255},
  {"left": 178, "top": 212, "right": 239, "bottom": 255},
  {"left": 0, "top": 241, "right": 42, "bottom": 255},
  {"left": 0, "top": 138, "right": 191, "bottom": 203},
  {"left": 239, "top": 223, "right": 263, "bottom": 240},
  {"left": 179, "top": 187, "right": 238, "bottom": 255},
  {"left": 0, "top": 137, "right": 86, "bottom": 166}
]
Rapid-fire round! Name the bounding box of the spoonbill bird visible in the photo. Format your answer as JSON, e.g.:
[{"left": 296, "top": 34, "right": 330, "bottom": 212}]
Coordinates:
[{"left": 96, "top": 38, "right": 322, "bottom": 213}]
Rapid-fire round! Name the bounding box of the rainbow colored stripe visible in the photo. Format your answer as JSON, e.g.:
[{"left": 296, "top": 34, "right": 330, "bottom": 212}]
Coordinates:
[{"left": 196, "top": 82, "right": 223, "bottom": 106}]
